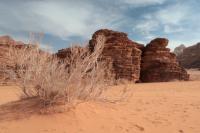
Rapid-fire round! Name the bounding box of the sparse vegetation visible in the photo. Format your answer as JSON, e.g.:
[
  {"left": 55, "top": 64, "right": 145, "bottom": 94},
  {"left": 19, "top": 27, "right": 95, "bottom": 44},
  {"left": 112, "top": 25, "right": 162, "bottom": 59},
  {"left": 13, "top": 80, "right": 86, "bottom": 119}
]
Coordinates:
[{"left": 5, "top": 35, "right": 120, "bottom": 107}]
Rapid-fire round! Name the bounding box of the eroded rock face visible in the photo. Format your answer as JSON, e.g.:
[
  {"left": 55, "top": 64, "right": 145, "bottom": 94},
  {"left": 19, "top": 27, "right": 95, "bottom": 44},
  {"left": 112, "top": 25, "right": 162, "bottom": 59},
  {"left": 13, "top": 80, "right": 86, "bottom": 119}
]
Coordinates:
[
  {"left": 140, "top": 38, "right": 189, "bottom": 82},
  {"left": 56, "top": 46, "right": 87, "bottom": 60},
  {"left": 177, "top": 43, "right": 200, "bottom": 68},
  {"left": 56, "top": 30, "right": 189, "bottom": 83},
  {"left": 56, "top": 46, "right": 88, "bottom": 70},
  {"left": 89, "top": 29, "right": 143, "bottom": 82}
]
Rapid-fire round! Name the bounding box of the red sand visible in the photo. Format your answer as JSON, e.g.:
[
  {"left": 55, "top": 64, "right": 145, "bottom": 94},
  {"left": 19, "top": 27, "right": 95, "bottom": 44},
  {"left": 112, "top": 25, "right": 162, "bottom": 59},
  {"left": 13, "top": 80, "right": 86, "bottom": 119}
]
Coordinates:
[{"left": 0, "top": 81, "right": 200, "bottom": 133}]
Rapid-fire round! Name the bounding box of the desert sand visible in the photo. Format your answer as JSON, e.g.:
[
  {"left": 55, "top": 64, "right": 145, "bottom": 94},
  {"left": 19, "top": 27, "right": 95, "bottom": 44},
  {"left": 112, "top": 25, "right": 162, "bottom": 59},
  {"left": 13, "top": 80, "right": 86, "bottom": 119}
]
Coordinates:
[
  {"left": 187, "top": 69, "right": 200, "bottom": 81},
  {"left": 0, "top": 80, "right": 200, "bottom": 133}
]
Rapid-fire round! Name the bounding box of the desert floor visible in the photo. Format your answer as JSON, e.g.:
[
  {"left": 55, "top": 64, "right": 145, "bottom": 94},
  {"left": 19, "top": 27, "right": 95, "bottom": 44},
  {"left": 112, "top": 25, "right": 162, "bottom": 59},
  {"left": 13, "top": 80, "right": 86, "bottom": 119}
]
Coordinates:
[
  {"left": 187, "top": 69, "right": 200, "bottom": 81},
  {"left": 0, "top": 80, "right": 200, "bottom": 133}
]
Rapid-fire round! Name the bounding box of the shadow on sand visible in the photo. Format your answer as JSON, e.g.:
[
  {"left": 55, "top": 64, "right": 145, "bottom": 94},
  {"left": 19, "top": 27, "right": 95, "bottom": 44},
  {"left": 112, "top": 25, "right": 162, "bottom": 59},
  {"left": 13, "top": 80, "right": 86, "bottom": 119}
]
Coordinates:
[{"left": 0, "top": 98, "right": 44, "bottom": 122}]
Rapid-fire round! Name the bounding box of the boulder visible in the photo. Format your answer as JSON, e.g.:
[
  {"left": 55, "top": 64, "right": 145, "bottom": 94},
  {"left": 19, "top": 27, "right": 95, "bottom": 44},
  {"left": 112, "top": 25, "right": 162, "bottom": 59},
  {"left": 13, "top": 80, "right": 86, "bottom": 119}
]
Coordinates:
[{"left": 140, "top": 38, "right": 189, "bottom": 82}]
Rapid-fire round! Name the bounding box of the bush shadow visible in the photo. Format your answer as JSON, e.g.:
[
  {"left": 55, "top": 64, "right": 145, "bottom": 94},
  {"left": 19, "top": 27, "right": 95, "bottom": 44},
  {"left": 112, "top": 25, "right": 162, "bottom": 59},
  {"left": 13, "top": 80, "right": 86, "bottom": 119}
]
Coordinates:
[{"left": 0, "top": 98, "right": 43, "bottom": 122}]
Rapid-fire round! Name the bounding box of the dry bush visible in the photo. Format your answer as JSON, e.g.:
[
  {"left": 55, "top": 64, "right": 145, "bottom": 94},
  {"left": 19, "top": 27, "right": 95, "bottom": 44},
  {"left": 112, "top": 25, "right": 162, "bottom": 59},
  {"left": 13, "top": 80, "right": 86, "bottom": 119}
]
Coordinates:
[{"left": 5, "top": 35, "right": 126, "bottom": 107}]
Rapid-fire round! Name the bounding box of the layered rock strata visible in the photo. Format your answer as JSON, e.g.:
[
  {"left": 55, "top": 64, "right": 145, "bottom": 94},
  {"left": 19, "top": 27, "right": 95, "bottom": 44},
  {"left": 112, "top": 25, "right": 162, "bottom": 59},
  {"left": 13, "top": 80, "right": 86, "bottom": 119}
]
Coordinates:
[
  {"left": 88, "top": 29, "right": 142, "bottom": 82},
  {"left": 0, "top": 30, "right": 190, "bottom": 84},
  {"left": 140, "top": 38, "right": 189, "bottom": 82}
]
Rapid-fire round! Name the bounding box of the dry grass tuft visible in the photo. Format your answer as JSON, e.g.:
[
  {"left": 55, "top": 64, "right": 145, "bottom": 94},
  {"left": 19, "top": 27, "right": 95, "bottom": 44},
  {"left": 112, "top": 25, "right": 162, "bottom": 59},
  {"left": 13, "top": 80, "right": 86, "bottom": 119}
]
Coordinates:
[{"left": 3, "top": 35, "right": 129, "bottom": 108}]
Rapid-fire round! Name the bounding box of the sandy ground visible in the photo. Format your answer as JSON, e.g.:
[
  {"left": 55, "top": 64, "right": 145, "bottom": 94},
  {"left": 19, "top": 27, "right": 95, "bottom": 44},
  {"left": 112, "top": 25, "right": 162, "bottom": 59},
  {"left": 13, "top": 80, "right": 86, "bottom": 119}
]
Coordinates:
[
  {"left": 0, "top": 81, "right": 200, "bottom": 133},
  {"left": 0, "top": 86, "right": 21, "bottom": 105},
  {"left": 187, "top": 69, "right": 200, "bottom": 81}
]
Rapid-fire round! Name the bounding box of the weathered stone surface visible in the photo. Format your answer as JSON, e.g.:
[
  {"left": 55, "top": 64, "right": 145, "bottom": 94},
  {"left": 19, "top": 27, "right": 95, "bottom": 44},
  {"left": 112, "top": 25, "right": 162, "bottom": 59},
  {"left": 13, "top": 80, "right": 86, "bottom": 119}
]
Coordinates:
[
  {"left": 56, "top": 29, "right": 143, "bottom": 82},
  {"left": 177, "top": 43, "right": 200, "bottom": 68},
  {"left": 56, "top": 46, "right": 88, "bottom": 70},
  {"left": 89, "top": 29, "right": 142, "bottom": 82},
  {"left": 56, "top": 30, "right": 189, "bottom": 83},
  {"left": 140, "top": 38, "right": 189, "bottom": 82},
  {"left": 56, "top": 46, "right": 87, "bottom": 60}
]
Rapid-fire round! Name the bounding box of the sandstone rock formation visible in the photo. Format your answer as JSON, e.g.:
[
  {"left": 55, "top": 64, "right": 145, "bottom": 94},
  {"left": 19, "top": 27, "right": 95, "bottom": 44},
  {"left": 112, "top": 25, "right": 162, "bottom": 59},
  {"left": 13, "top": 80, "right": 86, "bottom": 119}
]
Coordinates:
[
  {"left": 56, "top": 46, "right": 88, "bottom": 70},
  {"left": 177, "top": 43, "right": 200, "bottom": 68},
  {"left": 140, "top": 38, "right": 189, "bottom": 82},
  {"left": 56, "top": 29, "right": 143, "bottom": 82},
  {"left": 56, "top": 46, "right": 87, "bottom": 61},
  {"left": 88, "top": 29, "right": 142, "bottom": 82},
  {"left": 1, "top": 30, "right": 189, "bottom": 84},
  {"left": 56, "top": 29, "right": 189, "bottom": 83},
  {"left": 174, "top": 44, "right": 186, "bottom": 56}
]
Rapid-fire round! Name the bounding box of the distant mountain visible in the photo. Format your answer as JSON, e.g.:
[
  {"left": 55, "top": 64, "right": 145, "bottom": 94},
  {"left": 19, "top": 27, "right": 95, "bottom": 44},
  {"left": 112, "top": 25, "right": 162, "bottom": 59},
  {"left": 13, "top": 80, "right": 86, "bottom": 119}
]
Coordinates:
[
  {"left": 176, "top": 43, "right": 200, "bottom": 68},
  {"left": 174, "top": 44, "right": 186, "bottom": 56}
]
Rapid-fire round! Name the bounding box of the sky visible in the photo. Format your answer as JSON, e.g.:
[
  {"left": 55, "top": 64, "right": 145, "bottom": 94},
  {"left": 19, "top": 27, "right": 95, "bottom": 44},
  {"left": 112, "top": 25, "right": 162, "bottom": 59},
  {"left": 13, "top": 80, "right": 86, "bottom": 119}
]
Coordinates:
[{"left": 0, "top": 0, "right": 200, "bottom": 52}]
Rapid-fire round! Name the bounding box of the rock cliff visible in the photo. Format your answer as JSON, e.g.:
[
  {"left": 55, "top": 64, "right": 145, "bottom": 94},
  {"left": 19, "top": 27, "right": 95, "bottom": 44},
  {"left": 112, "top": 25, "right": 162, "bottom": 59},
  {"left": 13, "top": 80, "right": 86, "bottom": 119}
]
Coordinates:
[
  {"left": 0, "top": 30, "right": 190, "bottom": 84},
  {"left": 140, "top": 38, "right": 189, "bottom": 82},
  {"left": 88, "top": 29, "right": 142, "bottom": 82}
]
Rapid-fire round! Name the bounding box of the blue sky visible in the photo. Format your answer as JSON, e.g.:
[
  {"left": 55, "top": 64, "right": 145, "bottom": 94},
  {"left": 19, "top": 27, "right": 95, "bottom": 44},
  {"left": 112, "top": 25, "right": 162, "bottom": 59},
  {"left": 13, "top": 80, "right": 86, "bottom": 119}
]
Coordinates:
[{"left": 0, "top": 0, "right": 200, "bottom": 52}]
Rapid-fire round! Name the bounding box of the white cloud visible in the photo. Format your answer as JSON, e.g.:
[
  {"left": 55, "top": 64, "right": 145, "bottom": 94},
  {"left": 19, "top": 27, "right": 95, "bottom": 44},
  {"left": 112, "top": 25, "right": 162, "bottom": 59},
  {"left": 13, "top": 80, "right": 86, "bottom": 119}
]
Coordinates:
[
  {"left": 154, "top": 3, "right": 196, "bottom": 36},
  {"left": 30, "top": 1, "right": 91, "bottom": 39},
  {"left": 133, "top": 20, "right": 159, "bottom": 40},
  {"left": 134, "top": 20, "right": 159, "bottom": 34},
  {"left": 0, "top": 0, "right": 124, "bottom": 41},
  {"left": 164, "top": 25, "right": 185, "bottom": 33},
  {"left": 0, "top": 0, "right": 200, "bottom": 51},
  {"left": 155, "top": 4, "right": 190, "bottom": 25},
  {"left": 133, "top": 2, "right": 196, "bottom": 44},
  {"left": 122, "top": 0, "right": 166, "bottom": 6}
]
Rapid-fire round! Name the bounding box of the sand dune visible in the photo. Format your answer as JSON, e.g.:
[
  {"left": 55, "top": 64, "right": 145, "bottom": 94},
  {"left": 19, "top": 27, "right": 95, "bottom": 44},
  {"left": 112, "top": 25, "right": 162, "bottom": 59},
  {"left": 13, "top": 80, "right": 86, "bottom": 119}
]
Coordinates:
[{"left": 0, "top": 81, "right": 200, "bottom": 133}]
